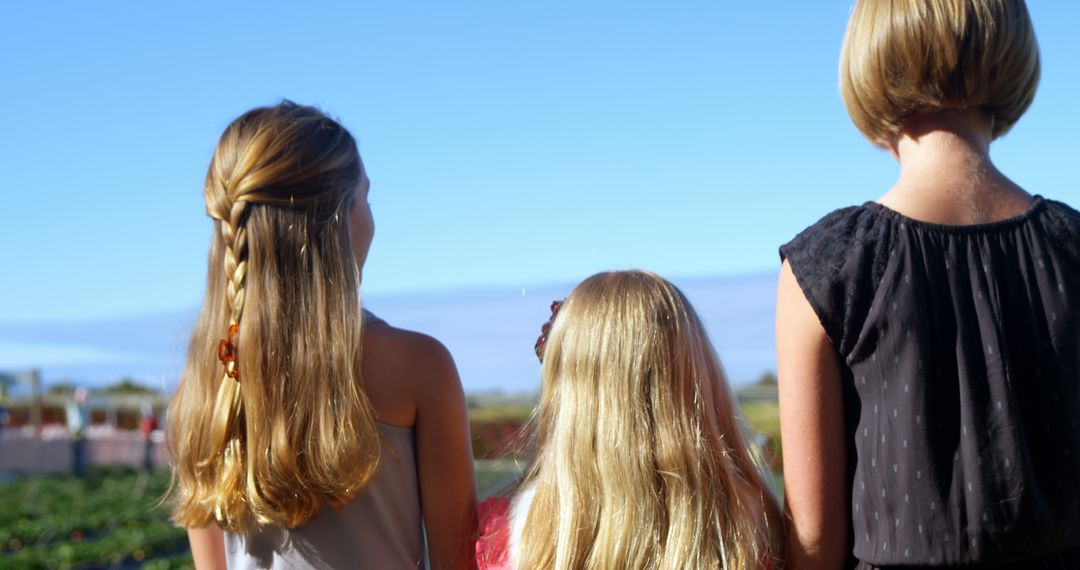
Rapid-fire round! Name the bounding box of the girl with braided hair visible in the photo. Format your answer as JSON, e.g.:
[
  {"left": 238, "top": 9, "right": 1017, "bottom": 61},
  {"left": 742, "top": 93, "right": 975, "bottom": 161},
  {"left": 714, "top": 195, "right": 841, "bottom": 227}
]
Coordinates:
[{"left": 167, "top": 101, "right": 477, "bottom": 569}]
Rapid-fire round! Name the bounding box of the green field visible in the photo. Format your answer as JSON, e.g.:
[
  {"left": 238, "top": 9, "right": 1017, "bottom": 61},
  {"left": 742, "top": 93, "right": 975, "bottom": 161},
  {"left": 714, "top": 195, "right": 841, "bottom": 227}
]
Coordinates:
[
  {"left": 740, "top": 402, "right": 780, "bottom": 441},
  {"left": 467, "top": 404, "right": 533, "bottom": 425},
  {"left": 0, "top": 468, "right": 191, "bottom": 570},
  {"left": 0, "top": 461, "right": 527, "bottom": 569},
  {"left": 475, "top": 458, "right": 526, "bottom": 499},
  {"left": 0, "top": 401, "right": 778, "bottom": 568}
]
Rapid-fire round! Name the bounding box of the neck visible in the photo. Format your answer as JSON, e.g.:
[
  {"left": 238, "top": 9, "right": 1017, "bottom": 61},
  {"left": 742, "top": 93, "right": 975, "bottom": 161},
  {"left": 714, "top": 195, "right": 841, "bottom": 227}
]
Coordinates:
[
  {"left": 879, "top": 110, "right": 1031, "bottom": 224},
  {"left": 894, "top": 109, "right": 993, "bottom": 183}
]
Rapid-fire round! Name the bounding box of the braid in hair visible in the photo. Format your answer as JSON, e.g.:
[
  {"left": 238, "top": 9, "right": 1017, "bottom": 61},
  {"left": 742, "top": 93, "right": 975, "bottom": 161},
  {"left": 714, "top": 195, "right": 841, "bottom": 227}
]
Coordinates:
[
  {"left": 201, "top": 177, "right": 254, "bottom": 527},
  {"left": 218, "top": 198, "right": 249, "bottom": 379},
  {"left": 223, "top": 200, "right": 248, "bottom": 325},
  {"left": 169, "top": 101, "right": 376, "bottom": 531}
]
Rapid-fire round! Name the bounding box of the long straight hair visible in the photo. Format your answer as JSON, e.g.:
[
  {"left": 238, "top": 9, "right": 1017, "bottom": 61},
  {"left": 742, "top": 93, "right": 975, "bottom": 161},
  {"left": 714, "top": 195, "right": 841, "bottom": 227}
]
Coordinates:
[
  {"left": 167, "top": 102, "right": 380, "bottom": 531},
  {"left": 519, "top": 271, "right": 784, "bottom": 569}
]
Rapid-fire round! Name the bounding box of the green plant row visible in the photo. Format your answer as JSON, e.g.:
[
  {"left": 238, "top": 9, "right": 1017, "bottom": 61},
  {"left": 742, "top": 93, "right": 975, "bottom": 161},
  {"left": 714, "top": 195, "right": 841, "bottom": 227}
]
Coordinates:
[
  {"left": 0, "top": 468, "right": 172, "bottom": 526},
  {"left": 0, "top": 468, "right": 175, "bottom": 551},
  {"left": 140, "top": 552, "right": 194, "bottom": 570},
  {"left": 0, "top": 460, "right": 541, "bottom": 567},
  {"left": 0, "top": 520, "right": 187, "bottom": 570}
]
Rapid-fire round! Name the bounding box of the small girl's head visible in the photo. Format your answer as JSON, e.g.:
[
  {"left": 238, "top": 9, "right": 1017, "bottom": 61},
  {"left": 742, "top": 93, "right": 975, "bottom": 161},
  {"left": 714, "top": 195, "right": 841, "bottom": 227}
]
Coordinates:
[
  {"left": 169, "top": 102, "right": 380, "bottom": 531},
  {"left": 840, "top": 0, "right": 1040, "bottom": 146},
  {"left": 523, "top": 270, "right": 782, "bottom": 569},
  {"left": 537, "top": 271, "right": 731, "bottom": 451}
]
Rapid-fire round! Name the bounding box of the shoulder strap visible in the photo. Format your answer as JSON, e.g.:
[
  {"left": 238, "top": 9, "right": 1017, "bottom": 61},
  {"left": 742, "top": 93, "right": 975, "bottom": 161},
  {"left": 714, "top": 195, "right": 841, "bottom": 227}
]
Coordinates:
[{"left": 362, "top": 308, "right": 387, "bottom": 326}]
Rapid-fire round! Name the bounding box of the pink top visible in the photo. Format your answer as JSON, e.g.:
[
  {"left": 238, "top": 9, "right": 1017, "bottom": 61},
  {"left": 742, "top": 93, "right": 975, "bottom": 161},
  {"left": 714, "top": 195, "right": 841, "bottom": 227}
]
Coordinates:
[{"left": 476, "top": 497, "right": 512, "bottom": 569}]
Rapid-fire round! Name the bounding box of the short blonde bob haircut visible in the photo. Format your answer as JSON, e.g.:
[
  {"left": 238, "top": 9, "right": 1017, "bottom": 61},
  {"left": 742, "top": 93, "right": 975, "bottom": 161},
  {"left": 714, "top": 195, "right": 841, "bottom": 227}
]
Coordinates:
[
  {"left": 840, "top": 0, "right": 1040, "bottom": 145},
  {"left": 518, "top": 270, "right": 784, "bottom": 569}
]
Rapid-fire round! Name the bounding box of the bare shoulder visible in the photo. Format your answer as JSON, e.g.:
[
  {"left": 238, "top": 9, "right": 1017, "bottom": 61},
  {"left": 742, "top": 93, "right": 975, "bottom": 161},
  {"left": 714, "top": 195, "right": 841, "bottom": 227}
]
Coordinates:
[
  {"left": 362, "top": 321, "right": 463, "bottom": 426},
  {"left": 364, "top": 322, "right": 458, "bottom": 382}
]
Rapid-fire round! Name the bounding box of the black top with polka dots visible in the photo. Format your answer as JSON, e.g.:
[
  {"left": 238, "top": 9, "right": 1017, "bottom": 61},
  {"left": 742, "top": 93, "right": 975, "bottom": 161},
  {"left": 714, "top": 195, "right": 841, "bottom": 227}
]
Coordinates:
[{"left": 780, "top": 196, "right": 1080, "bottom": 568}]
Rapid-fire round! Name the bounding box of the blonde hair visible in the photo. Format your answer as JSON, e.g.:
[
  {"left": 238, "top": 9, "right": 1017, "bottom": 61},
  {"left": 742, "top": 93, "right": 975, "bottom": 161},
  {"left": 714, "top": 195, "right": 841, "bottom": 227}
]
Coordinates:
[
  {"left": 840, "top": 0, "right": 1040, "bottom": 145},
  {"left": 168, "top": 101, "right": 380, "bottom": 531},
  {"left": 518, "top": 271, "right": 784, "bottom": 569}
]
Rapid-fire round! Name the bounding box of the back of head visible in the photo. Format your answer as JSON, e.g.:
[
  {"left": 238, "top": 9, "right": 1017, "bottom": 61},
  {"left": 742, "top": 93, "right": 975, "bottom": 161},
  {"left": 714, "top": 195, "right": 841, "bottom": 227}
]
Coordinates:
[
  {"left": 168, "top": 101, "right": 379, "bottom": 531},
  {"left": 840, "top": 0, "right": 1040, "bottom": 145},
  {"left": 520, "top": 270, "right": 783, "bottom": 569}
]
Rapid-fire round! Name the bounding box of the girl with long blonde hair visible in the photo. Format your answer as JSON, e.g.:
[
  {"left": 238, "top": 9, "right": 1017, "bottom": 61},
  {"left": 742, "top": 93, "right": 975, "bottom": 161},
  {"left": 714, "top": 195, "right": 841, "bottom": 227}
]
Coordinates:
[
  {"left": 478, "top": 270, "right": 784, "bottom": 569},
  {"left": 168, "top": 101, "right": 477, "bottom": 569}
]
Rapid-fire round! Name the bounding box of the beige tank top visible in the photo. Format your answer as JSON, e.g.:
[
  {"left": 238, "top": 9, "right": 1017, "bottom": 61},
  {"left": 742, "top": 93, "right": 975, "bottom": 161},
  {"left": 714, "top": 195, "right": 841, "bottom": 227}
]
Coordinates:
[{"left": 224, "top": 421, "right": 425, "bottom": 569}]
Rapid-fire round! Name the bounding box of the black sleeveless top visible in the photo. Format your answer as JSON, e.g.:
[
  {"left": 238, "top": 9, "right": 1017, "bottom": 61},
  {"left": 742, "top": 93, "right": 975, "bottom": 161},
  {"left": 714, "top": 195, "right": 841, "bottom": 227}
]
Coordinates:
[{"left": 780, "top": 196, "right": 1080, "bottom": 568}]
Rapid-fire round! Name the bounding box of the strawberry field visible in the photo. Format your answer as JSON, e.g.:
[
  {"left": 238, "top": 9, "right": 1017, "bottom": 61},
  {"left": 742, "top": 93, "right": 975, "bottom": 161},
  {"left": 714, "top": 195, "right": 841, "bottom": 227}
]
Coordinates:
[{"left": 0, "top": 468, "right": 191, "bottom": 569}]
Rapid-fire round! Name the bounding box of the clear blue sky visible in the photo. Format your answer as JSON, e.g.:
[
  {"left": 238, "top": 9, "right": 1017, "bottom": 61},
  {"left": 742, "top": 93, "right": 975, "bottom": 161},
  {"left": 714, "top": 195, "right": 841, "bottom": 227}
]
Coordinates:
[{"left": 1, "top": 1, "right": 1077, "bottom": 323}]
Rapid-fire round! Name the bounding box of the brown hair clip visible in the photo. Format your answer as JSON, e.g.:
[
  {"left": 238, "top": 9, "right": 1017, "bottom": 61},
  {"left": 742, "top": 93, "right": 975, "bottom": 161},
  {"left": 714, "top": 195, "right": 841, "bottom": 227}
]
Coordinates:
[
  {"left": 534, "top": 300, "right": 564, "bottom": 363},
  {"left": 217, "top": 324, "right": 240, "bottom": 380}
]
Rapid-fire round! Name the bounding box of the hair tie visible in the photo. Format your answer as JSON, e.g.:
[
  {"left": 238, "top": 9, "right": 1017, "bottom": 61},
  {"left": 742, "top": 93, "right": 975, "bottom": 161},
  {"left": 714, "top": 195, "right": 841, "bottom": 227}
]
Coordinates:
[
  {"left": 534, "top": 300, "right": 564, "bottom": 363},
  {"left": 217, "top": 324, "right": 240, "bottom": 380}
]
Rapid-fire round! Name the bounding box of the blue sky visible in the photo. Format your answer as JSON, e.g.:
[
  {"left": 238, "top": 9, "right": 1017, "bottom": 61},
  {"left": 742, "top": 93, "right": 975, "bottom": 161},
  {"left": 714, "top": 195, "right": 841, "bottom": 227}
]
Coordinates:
[{"left": 1, "top": 1, "right": 1077, "bottom": 327}]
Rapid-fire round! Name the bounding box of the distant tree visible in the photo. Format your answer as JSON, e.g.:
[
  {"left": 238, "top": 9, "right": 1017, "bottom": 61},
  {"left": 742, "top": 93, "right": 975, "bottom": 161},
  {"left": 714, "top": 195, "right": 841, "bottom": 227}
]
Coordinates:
[
  {"left": 104, "top": 378, "right": 157, "bottom": 395},
  {"left": 0, "top": 373, "right": 12, "bottom": 403},
  {"left": 47, "top": 382, "right": 78, "bottom": 396},
  {"left": 756, "top": 371, "right": 778, "bottom": 386}
]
